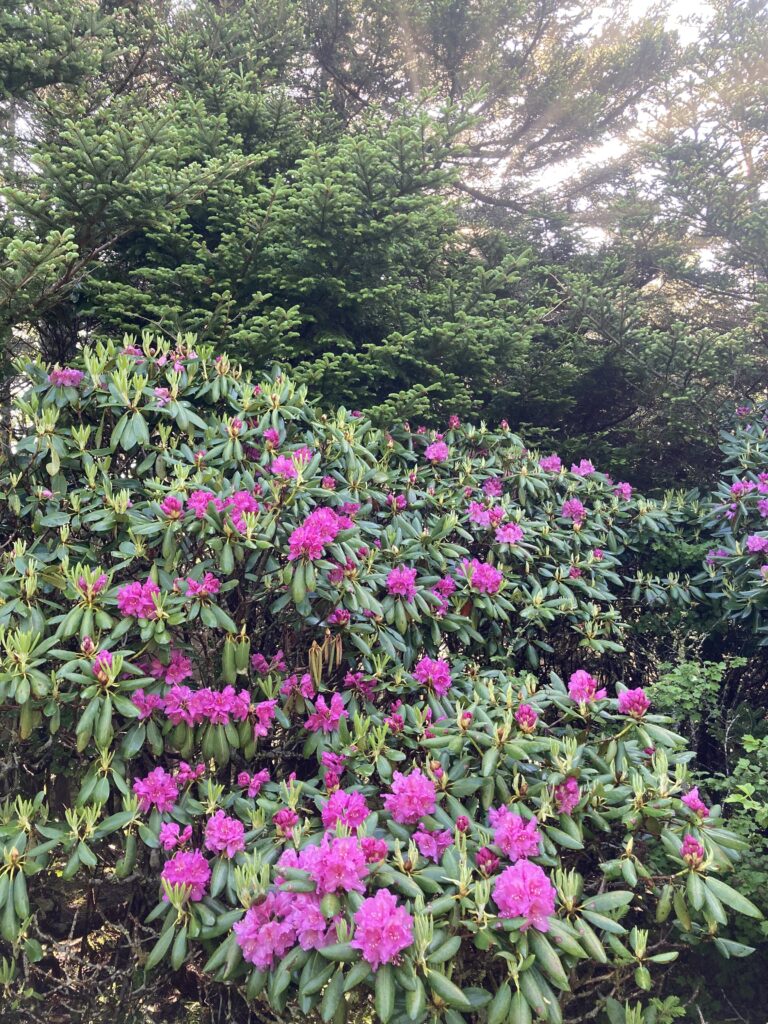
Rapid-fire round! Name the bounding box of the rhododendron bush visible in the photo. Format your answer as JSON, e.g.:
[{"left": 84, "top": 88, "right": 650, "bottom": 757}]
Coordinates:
[{"left": 0, "top": 338, "right": 760, "bottom": 1023}]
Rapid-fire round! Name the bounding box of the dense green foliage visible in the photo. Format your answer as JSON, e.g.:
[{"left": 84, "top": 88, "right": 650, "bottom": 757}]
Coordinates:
[
  {"left": 0, "top": 341, "right": 763, "bottom": 1024},
  {"left": 1, "top": 1, "right": 766, "bottom": 485}
]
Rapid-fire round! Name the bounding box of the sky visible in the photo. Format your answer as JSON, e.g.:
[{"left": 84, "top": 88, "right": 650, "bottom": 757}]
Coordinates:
[{"left": 532, "top": 0, "right": 712, "bottom": 192}]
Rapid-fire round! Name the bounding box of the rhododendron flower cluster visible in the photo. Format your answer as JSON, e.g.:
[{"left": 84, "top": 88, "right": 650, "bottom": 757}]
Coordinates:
[
  {"left": 350, "top": 888, "right": 414, "bottom": 970},
  {"left": 117, "top": 577, "right": 160, "bottom": 619},
  {"left": 561, "top": 498, "right": 587, "bottom": 524},
  {"left": 204, "top": 810, "right": 246, "bottom": 858},
  {"left": 515, "top": 704, "right": 538, "bottom": 732},
  {"left": 568, "top": 669, "right": 607, "bottom": 703},
  {"left": 413, "top": 825, "right": 452, "bottom": 863},
  {"left": 554, "top": 777, "right": 581, "bottom": 815},
  {"left": 493, "top": 860, "right": 556, "bottom": 931},
  {"left": 161, "top": 685, "right": 251, "bottom": 728},
  {"left": 489, "top": 807, "right": 541, "bottom": 861},
  {"left": 461, "top": 558, "right": 503, "bottom": 594},
  {"left": 681, "top": 787, "right": 709, "bottom": 817},
  {"left": 160, "top": 849, "right": 211, "bottom": 902},
  {"left": 496, "top": 522, "right": 524, "bottom": 544},
  {"left": 386, "top": 564, "right": 418, "bottom": 600},
  {"left": 321, "top": 789, "right": 370, "bottom": 830},
  {"left": 237, "top": 769, "right": 270, "bottom": 797},
  {"left": 424, "top": 440, "right": 449, "bottom": 463},
  {"left": 412, "top": 656, "right": 452, "bottom": 696},
  {"left": 681, "top": 834, "right": 706, "bottom": 867},
  {"left": 288, "top": 507, "right": 348, "bottom": 560},
  {"left": 304, "top": 693, "right": 347, "bottom": 732},
  {"left": 383, "top": 768, "right": 436, "bottom": 824},
  {"left": 234, "top": 890, "right": 335, "bottom": 969},
  {"left": 49, "top": 367, "right": 84, "bottom": 387},
  {"left": 539, "top": 454, "right": 562, "bottom": 472},
  {"left": 617, "top": 687, "right": 651, "bottom": 717},
  {"left": 133, "top": 767, "right": 179, "bottom": 813}
]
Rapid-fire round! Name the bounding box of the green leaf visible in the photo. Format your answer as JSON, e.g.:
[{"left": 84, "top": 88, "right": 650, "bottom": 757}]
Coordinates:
[{"left": 704, "top": 876, "right": 763, "bottom": 919}]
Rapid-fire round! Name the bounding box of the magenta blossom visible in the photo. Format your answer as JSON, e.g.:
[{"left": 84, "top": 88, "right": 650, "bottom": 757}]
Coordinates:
[
  {"left": 617, "top": 687, "right": 650, "bottom": 718},
  {"left": 386, "top": 565, "right": 418, "bottom": 601},
  {"left": 117, "top": 577, "right": 160, "bottom": 619},
  {"left": 568, "top": 669, "right": 607, "bottom": 704},
  {"left": 461, "top": 558, "right": 503, "bottom": 594},
  {"left": 158, "top": 822, "right": 193, "bottom": 851},
  {"left": 539, "top": 454, "right": 562, "bottom": 472},
  {"left": 383, "top": 768, "right": 436, "bottom": 824},
  {"left": 493, "top": 861, "right": 556, "bottom": 931},
  {"left": 561, "top": 498, "right": 587, "bottom": 524},
  {"left": 614, "top": 482, "right": 633, "bottom": 501},
  {"left": 133, "top": 767, "right": 179, "bottom": 813},
  {"left": 412, "top": 656, "right": 452, "bottom": 696},
  {"left": 161, "top": 849, "right": 210, "bottom": 902},
  {"left": 424, "top": 441, "right": 449, "bottom": 463},
  {"left": 351, "top": 888, "right": 414, "bottom": 970},
  {"left": 489, "top": 807, "right": 541, "bottom": 861},
  {"left": 554, "top": 777, "right": 581, "bottom": 815},
  {"left": 49, "top": 367, "right": 84, "bottom": 388},
  {"left": 571, "top": 459, "right": 595, "bottom": 476},
  {"left": 681, "top": 834, "right": 705, "bottom": 867},
  {"left": 496, "top": 522, "right": 524, "bottom": 544},
  {"left": 321, "top": 790, "right": 370, "bottom": 831},
  {"left": 515, "top": 704, "right": 538, "bottom": 733},
  {"left": 304, "top": 693, "right": 348, "bottom": 733},
  {"left": 681, "top": 787, "right": 709, "bottom": 818},
  {"left": 413, "top": 825, "right": 453, "bottom": 863},
  {"left": 204, "top": 810, "right": 246, "bottom": 858}
]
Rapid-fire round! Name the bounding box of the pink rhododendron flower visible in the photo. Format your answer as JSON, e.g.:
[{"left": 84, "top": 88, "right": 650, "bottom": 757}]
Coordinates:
[
  {"left": 461, "top": 558, "right": 503, "bottom": 594},
  {"left": 321, "top": 790, "right": 370, "bottom": 831},
  {"left": 476, "top": 847, "right": 500, "bottom": 875},
  {"left": 149, "top": 648, "right": 193, "bottom": 685},
  {"left": 175, "top": 761, "right": 205, "bottom": 785},
  {"left": 515, "top": 704, "right": 538, "bottom": 733},
  {"left": 383, "top": 768, "right": 436, "bottom": 824},
  {"left": 253, "top": 699, "right": 278, "bottom": 738},
  {"left": 158, "top": 822, "right": 193, "bottom": 851},
  {"left": 456, "top": 815, "right": 470, "bottom": 833},
  {"left": 304, "top": 693, "right": 348, "bottom": 733},
  {"left": 496, "top": 522, "right": 524, "bottom": 544},
  {"left": 568, "top": 669, "right": 607, "bottom": 703},
  {"left": 539, "top": 454, "right": 562, "bottom": 472},
  {"left": 617, "top": 687, "right": 650, "bottom": 718},
  {"left": 386, "top": 565, "right": 418, "bottom": 600},
  {"left": 681, "top": 834, "right": 705, "bottom": 867},
  {"left": 153, "top": 387, "right": 171, "bottom": 406},
  {"left": 49, "top": 367, "right": 84, "bottom": 388},
  {"left": 161, "top": 849, "right": 210, "bottom": 901},
  {"left": 425, "top": 441, "right": 449, "bottom": 463},
  {"left": 307, "top": 835, "right": 369, "bottom": 895},
  {"left": 133, "top": 767, "right": 179, "bottom": 813},
  {"left": 413, "top": 825, "right": 452, "bottom": 863},
  {"left": 561, "top": 498, "right": 587, "bottom": 524},
  {"left": 483, "top": 477, "right": 503, "bottom": 497},
  {"left": 263, "top": 428, "right": 280, "bottom": 446},
  {"left": 183, "top": 572, "right": 221, "bottom": 598},
  {"left": 237, "top": 769, "right": 270, "bottom": 798},
  {"left": 288, "top": 507, "right": 346, "bottom": 561},
  {"left": 160, "top": 495, "right": 184, "bottom": 519},
  {"left": 571, "top": 459, "right": 595, "bottom": 476},
  {"left": 360, "top": 837, "right": 389, "bottom": 863},
  {"left": 351, "top": 888, "right": 414, "bottom": 970},
  {"left": 614, "top": 482, "right": 633, "bottom": 501},
  {"left": 163, "top": 685, "right": 195, "bottom": 726},
  {"left": 412, "top": 656, "right": 452, "bottom": 696},
  {"left": 448, "top": 415, "right": 460, "bottom": 429},
  {"left": 132, "top": 690, "right": 164, "bottom": 720},
  {"left": 493, "top": 860, "right": 556, "bottom": 931},
  {"left": 117, "top": 577, "right": 160, "bottom": 619},
  {"left": 273, "top": 808, "right": 299, "bottom": 835},
  {"left": 746, "top": 534, "right": 768, "bottom": 554},
  {"left": 681, "top": 787, "right": 709, "bottom": 818},
  {"left": 554, "top": 777, "right": 581, "bottom": 815},
  {"left": 489, "top": 807, "right": 541, "bottom": 861},
  {"left": 204, "top": 810, "right": 246, "bottom": 858}
]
